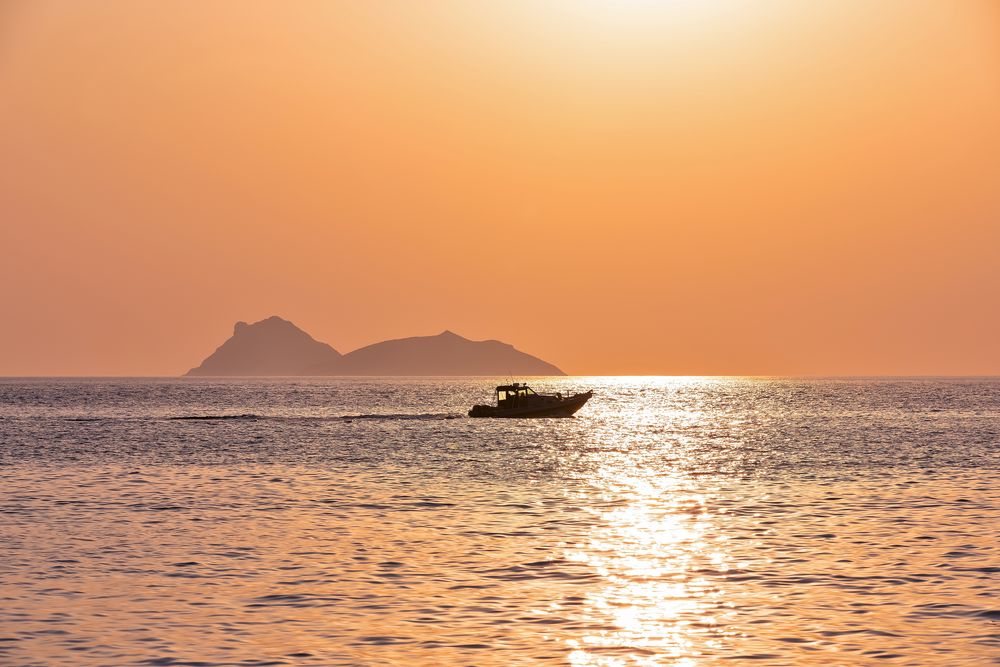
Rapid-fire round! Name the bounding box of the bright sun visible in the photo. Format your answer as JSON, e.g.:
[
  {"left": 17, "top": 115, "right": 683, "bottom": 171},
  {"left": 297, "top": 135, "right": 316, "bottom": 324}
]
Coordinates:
[
  {"left": 569, "top": 0, "right": 745, "bottom": 27},
  {"left": 530, "top": 0, "right": 764, "bottom": 53}
]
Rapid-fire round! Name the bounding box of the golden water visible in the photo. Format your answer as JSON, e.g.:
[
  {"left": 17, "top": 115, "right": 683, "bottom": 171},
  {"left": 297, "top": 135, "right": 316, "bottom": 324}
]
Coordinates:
[{"left": 1, "top": 377, "right": 997, "bottom": 665}]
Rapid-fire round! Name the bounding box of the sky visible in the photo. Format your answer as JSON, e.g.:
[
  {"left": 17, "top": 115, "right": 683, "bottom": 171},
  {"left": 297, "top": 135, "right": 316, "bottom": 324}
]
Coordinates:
[{"left": 1, "top": 0, "right": 998, "bottom": 376}]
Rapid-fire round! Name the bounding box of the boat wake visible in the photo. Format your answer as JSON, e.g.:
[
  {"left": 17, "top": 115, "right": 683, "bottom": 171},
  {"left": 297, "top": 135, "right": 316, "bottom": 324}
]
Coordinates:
[
  {"left": 169, "top": 414, "right": 262, "bottom": 421},
  {"left": 58, "top": 413, "right": 463, "bottom": 423},
  {"left": 166, "top": 413, "right": 463, "bottom": 422}
]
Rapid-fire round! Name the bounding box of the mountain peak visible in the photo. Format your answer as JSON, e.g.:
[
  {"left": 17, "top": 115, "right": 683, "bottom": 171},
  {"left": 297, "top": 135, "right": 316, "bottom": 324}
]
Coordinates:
[
  {"left": 186, "top": 316, "right": 341, "bottom": 376},
  {"left": 234, "top": 316, "right": 297, "bottom": 336}
]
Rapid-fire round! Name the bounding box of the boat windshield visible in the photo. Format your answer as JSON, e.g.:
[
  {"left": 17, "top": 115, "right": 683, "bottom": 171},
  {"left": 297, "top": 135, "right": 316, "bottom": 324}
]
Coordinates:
[{"left": 496, "top": 386, "right": 537, "bottom": 404}]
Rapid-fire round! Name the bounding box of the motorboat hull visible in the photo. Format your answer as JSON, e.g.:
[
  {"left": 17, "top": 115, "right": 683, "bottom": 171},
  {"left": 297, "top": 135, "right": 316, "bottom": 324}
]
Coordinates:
[{"left": 468, "top": 391, "right": 592, "bottom": 418}]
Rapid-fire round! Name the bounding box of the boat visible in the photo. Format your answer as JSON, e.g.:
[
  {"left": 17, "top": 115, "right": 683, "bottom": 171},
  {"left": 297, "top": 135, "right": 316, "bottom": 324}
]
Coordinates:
[{"left": 468, "top": 382, "right": 593, "bottom": 418}]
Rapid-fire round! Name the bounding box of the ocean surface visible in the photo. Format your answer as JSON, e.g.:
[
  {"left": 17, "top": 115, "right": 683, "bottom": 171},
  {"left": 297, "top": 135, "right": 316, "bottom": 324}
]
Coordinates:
[{"left": 0, "top": 377, "right": 998, "bottom": 666}]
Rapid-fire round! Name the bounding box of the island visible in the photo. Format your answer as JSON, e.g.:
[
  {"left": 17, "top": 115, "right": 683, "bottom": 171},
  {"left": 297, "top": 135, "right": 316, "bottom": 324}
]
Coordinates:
[{"left": 185, "top": 316, "right": 565, "bottom": 376}]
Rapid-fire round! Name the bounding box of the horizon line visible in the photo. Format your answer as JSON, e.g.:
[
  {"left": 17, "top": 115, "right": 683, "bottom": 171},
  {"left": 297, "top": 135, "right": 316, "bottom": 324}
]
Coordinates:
[{"left": 2, "top": 374, "right": 999, "bottom": 380}]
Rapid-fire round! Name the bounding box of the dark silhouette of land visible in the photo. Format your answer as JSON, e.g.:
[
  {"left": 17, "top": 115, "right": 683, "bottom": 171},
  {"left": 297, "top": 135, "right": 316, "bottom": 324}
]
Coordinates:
[
  {"left": 186, "top": 317, "right": 342, "bottom": 376},
  {"left": 185, "top": 316, "right": 565, "bottom": 376}
]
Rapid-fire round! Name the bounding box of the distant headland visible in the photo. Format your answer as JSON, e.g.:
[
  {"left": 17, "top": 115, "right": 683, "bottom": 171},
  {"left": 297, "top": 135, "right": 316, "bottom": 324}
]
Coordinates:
[{"left": 185, "top": 316, "right": 565, "bottom": 376}]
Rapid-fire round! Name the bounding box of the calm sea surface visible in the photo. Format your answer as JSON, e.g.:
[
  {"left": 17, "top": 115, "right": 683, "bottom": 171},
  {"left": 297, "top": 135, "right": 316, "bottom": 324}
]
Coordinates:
[{"left": 1, "top": 377, "right": 998, "bottom": 666}]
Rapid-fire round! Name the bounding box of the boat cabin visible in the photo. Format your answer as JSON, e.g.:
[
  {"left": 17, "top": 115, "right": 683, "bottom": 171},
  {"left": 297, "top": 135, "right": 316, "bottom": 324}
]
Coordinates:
[{"left": 495, "top": 383, "right": 538, "bottom": 408}]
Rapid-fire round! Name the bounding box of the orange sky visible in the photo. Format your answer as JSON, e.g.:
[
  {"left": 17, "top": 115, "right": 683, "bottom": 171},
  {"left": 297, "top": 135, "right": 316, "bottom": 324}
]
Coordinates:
[{"left": 1, "top": 1, "right": 998, "bottom": 375}]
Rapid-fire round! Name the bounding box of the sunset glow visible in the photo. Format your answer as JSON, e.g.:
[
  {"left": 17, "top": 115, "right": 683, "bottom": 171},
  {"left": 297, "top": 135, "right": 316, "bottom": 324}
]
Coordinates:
[
  {"left": 1, "top": 1, "right": 998, "bottom": 375},
  {"left": 2, "top": 6, "right": 998, "bottom": 664}
]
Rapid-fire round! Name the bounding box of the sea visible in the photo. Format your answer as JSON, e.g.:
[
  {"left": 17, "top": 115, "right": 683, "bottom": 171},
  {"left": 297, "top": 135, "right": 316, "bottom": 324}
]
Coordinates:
[{"left": 0, "top": 377, "right": 997, "bottom": 666}]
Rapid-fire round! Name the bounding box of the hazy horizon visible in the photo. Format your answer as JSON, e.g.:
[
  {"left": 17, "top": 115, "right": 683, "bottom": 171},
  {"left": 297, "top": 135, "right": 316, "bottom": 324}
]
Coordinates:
[
  {"left": 3, "top": 1, "right": 999, "bottom": 376},
  {"left": 3, "top": 372, "right": 1000, "bottom": 380}
]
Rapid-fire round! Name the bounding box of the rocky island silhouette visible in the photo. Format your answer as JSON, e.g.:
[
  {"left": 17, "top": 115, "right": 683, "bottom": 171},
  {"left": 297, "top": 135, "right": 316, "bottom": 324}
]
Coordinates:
[{"left": 185, "top": 316, "right": 565, "bottom": 376}]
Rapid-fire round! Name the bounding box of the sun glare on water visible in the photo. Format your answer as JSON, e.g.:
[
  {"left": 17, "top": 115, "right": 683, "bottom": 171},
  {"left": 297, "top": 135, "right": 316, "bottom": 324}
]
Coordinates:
[{"left": 564, "top": 469, "right": 732, "bottom": 665}]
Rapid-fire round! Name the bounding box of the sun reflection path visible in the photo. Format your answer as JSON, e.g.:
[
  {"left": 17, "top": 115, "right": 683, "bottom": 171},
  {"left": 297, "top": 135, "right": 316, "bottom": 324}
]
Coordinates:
[{"left": 563, "top": 469, "right": 737, "bottom": 666}]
